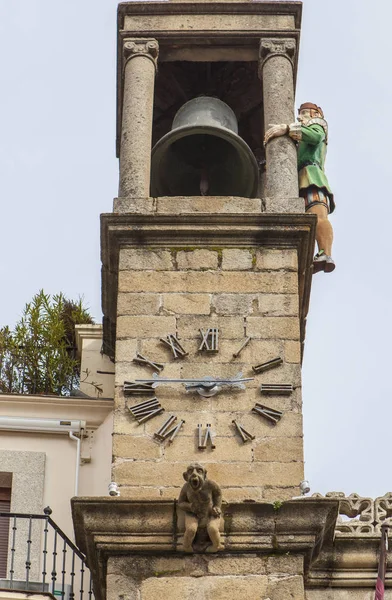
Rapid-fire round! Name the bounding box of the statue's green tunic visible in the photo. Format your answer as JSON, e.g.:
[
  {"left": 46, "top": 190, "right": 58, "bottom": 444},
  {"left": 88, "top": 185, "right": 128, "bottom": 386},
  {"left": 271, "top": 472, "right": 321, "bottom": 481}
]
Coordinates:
[{"left": 298, "top": 122, "right": 335, "bottom": 213}]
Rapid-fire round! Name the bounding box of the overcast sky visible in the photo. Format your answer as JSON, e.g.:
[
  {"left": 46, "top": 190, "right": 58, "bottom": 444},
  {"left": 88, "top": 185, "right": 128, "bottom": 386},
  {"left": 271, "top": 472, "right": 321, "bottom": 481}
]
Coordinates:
[{"left": 0, "top": 0, "right": 391, "bottom": 501}]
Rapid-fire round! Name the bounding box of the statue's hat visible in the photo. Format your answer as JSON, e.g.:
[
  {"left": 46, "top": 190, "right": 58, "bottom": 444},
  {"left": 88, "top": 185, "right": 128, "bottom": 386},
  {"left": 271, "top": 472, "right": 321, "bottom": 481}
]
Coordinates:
[{"left": 298, "top": 102, "right": 324, "bottom": 118}]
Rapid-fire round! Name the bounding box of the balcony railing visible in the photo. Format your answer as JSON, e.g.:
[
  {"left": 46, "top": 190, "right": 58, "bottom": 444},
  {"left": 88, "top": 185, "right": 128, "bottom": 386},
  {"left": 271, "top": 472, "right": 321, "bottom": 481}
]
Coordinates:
[{"left": 0, "top": 507, "right": 93, "bottom": 600}]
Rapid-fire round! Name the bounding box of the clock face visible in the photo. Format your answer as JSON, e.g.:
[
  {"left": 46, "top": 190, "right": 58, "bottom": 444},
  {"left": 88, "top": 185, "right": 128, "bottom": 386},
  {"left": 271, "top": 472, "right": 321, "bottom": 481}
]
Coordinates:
[{"left": 124, "top": 327, "right": 293, "bottom": 450}]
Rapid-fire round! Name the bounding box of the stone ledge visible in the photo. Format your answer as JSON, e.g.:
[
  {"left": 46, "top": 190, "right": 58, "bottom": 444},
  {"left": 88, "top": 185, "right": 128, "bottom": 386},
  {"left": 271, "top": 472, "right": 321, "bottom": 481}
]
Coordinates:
[
  {"left": 72, "top": 497, "right": 337, "bottom": 600},
  {"left": 308, "top": 536, "right": 392, "bottom": 588},
  {"left": 113, "top": 196, "right": 264, "bottom": 214},
  {"left": 112, "top": 196, "right": 304, "bottom": 215}
]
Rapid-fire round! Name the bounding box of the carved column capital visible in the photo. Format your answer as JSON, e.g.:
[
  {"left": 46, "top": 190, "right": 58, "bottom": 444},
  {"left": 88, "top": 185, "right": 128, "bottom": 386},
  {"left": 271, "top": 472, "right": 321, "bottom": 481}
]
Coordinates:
[
  {"left": 123, "top": 38, "right": 159, "bottom": 71},
  {"left": 258, "top": 38, "right": 296, "bottom": 76}
]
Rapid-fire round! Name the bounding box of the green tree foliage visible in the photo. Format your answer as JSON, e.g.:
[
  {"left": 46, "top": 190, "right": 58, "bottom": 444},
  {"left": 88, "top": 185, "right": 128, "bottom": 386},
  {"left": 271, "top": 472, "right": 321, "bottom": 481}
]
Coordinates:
[{"left": 0, "top": 291, "right": 94, "bottom": 396}]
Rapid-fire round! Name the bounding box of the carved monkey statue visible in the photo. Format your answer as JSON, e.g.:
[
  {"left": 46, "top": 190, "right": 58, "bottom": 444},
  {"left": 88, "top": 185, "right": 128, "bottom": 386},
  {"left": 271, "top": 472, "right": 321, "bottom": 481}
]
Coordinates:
[{"left": 178, "top": 463, "right": 224, "bottom": 553}]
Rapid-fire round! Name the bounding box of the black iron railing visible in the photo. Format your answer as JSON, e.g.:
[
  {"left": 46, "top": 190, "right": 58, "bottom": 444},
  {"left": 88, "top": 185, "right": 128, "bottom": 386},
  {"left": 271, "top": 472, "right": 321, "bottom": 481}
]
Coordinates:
[{"left": 0, "top": 507, "right": 93, "bottom": 600}]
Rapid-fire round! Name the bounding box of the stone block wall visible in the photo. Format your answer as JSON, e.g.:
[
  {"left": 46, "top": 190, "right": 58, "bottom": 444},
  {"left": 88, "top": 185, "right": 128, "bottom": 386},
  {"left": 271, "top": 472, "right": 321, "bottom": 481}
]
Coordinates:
[
  {"left": 107, "top": 553, "right": 305, "bottom": 600},
  {"left": 112, "top": 245, "right": 304, "bottom": 501}
]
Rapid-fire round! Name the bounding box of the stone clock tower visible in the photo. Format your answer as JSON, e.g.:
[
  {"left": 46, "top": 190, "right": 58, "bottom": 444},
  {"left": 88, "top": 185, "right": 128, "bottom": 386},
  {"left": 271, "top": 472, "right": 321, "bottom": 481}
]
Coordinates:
[{"left": 73, "top": 2, "right": 339, "bottom": 599}]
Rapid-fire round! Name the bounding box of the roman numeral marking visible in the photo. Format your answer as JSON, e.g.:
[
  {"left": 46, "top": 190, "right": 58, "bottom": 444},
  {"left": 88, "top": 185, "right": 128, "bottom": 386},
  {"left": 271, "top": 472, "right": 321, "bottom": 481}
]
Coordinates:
[
  {"left": 232, "top": 337, "right": 251, "bottom": 358},
  {"left": 132, "top": 353, "right": 164, "bottom": 372},
  {"left": 252, "top": 403, "right": 283, "bottom": 425},
  {"left": 124, "top": 381, "right": 155, "bottom": 396},
  {"left": 260, "top": 383, "right": 293, "bottom": 395},
  {"left": 154, "top": 416, "right": 185, "bottom": 443},
  {"left": 232, "top": 420, "right": 255, "bottom": 443},
  {"left": 198, "top": 424, "right": 216, "bottom": 449},
  {"left": 199, "top": 328, "right": 219, "bottom": 352},
  {"left": 252, "top": 357, "right": 283, "bottom": 374},
  {"left": 128, "top": 398, "right": 164, "bottom": 424},
  {"left": 160, "top": 334, "right": 188, "bottom": 359}
]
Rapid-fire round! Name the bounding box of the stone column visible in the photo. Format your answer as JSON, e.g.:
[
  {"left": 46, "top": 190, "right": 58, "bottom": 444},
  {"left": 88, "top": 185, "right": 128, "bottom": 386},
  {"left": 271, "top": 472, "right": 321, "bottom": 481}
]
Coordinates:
[
  {"left": 119, "top": 38, "right": 159, "bottom": 199},
  {"left": 259, "top": 38, "right": 298, "bottom": 200}
]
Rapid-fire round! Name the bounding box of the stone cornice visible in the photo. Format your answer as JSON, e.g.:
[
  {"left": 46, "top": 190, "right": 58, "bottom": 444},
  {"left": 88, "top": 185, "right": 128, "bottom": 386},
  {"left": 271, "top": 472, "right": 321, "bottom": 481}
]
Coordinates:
[
  {"left": 0, "top": 393, "right": 113, "bottom": 429},
  {"left": 118, "top": 2, "right": 302, "bottom": 28},
  {"left": 308, "top": 535, "right": 392, "bottom": 588},
  {"left": 100, "top": 210, "right": 316, "bottom": 359},
  {"left": 72, "top": 497, "right": 337, "bottom": 600}
]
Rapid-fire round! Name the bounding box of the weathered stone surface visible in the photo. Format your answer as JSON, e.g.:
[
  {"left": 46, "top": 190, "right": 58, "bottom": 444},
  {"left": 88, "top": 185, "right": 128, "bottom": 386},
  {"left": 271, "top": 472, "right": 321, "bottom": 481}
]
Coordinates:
[
  {"left": 221, "top": 249, "right": 253, "bottom": 270},
  {"left": 117, "top": 293, "right": 161, "bottom": 315},
  {"left": 162, "top": 293, "right": 211, "bottom": 315},
  {"left": 213, "top": 294, "right": 255, "bottom": 315},
  {"left": 247, "top": 316, "right": 300, "bottom": 339},
  {"left": 156, "top": 196, "right": 263, "bottom": 214},
  {"left": 140, "top": 575, "right": 268, "bottom": 600},
  {"left": 266, "top": 554, "right": 304, "bottom": 575},
  {"left": 117, "top": 315, "right": 176, "bottom": 338},
  {"left": 119, "top": 270, "right": 297, "bottom": 294},
  {"left": 113, "top": 458, "right": 303, "bottom": 488},
  {"left": 124, "top": 13, "right": 296, "bottom": 33},
  {"left": 220, "top": 487, "right": 264, "bottom": 503},
  {"left": 152, "top": 556, "right": 206, "bottom": 578},
  {"left": 113, "top": 196, "right": 154, "bottom": 214},
  {"left": 263, "top": 486, "right": 298, "bottom": 501},
  {"left": 164, "top": 436, "right": 252, "bottom": 463},
  {"left": 113, "top": 410, "right": 142, "bottom": 435},
  {"left": 254, "top": 437, "right": 303, "bottom": 463},
  {"left": 264, "top": 197, "right": 304, "bottom": 214},
  {"left": 176, "top": 249, "right": 218, "bottom": 270},
  {"left": 179, "top": 361, "right": 247, "bottom": 380},
  {"left": 113, "top": 434, "right": 161, "bottom": 460},
  {"left": 115, "top": 339, "right": 138, "bottom": 362},
  {"left": 177, "top": 315, "right": 244, "bottom": 339},
  {"left": 255, "top": 362, "right": 301, "bottom": 386},
  {"left": 119, "top": 249, "right": 173, "bottom": 270},
  {"left": 113, "top": 461, "right": 189, "bottom": 486},
  {"left": 207, "top": 555, "right": 267, "bottom": 575},
  {"left": 258, "top": 293, "right": 298, "bottom": 316},
  {"left": 244, "top": 413, "right": 303, "bottom": 439},
  {"left": 256, "top": 248, "right": 298, "bottom": 271},
  {"left": 206, "top": 461, "right": 304, "bottom": 487},
  {"left": 285, "top": 340, "right": 301, "bottom": 363},
  {"left": 114, "top": 486, "right": 162, "bottom": 500},
  {"left": 106, "top": 573, "right": 139, "bottom": 600},
  {"left": 266, "top": 574, "right": 305, "bottom": 600}
]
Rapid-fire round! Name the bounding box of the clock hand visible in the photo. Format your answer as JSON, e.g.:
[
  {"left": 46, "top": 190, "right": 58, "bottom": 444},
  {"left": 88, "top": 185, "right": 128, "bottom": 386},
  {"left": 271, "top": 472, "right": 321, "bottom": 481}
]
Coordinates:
[
  {"left": 135, "top": 374, "right": 254, "bottom": 386},
  {"left": 135, "top": 373, "right": 254, "bottom": 397}
]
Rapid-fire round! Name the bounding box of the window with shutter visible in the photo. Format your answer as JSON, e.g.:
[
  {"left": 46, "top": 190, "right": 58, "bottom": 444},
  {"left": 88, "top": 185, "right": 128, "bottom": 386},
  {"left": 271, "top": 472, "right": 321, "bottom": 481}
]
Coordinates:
[{"left": 0, "top": 486, "right": 11, "bottom": 579}]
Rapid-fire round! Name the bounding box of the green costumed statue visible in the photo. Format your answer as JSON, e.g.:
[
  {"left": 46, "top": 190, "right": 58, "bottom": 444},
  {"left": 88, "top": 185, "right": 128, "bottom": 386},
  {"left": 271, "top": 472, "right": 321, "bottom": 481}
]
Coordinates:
[{"left": 264, "top": 102, "right": 335, "bottom": 274}]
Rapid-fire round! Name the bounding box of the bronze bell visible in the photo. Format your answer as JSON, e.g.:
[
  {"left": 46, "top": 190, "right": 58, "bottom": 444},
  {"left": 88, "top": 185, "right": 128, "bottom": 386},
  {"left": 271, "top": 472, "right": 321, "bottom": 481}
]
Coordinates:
[{"left": 151, "top": 97, "right": 259, "bottom": 198}]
